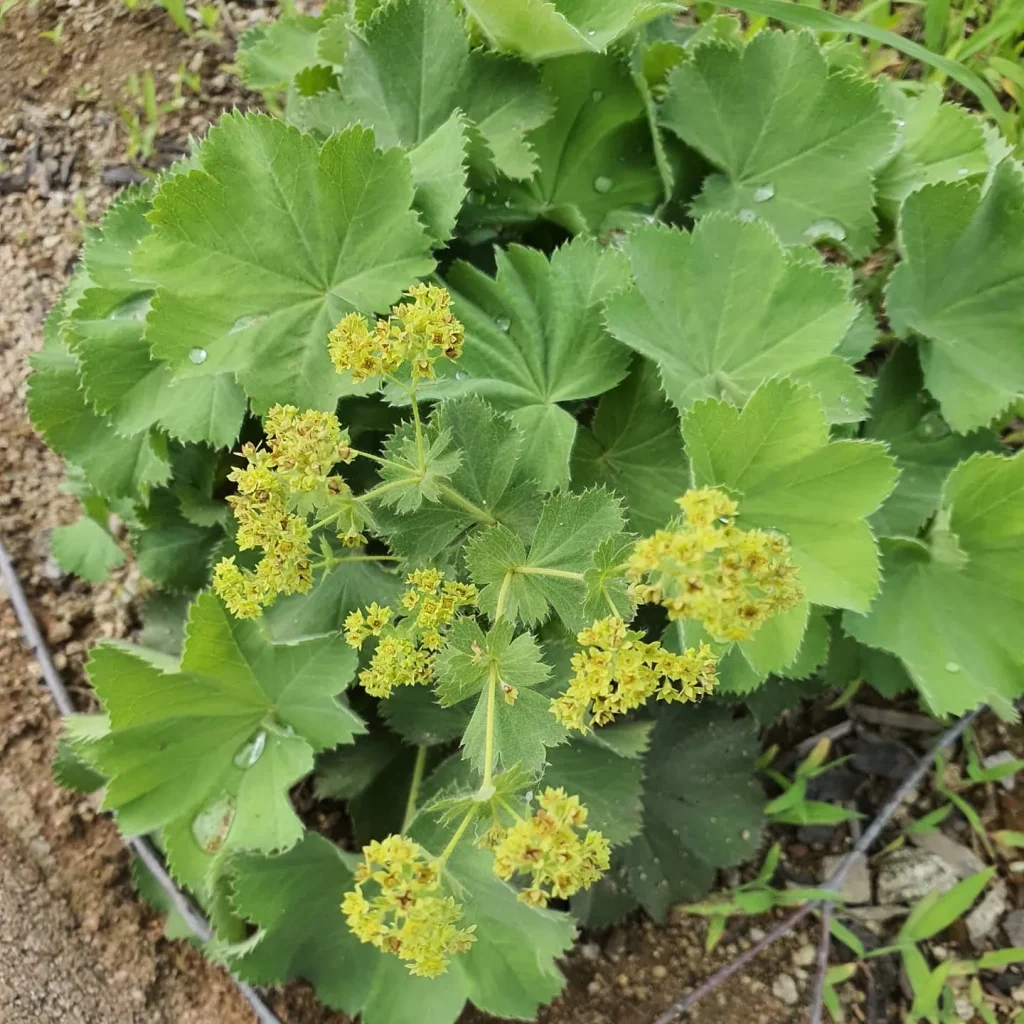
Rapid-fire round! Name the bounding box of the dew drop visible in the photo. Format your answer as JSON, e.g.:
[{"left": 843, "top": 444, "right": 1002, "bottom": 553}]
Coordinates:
[
  {"left": 737, "top": 208, "right": 757, "bottom": 222},
  {"left": 945, "top": 662, "right": 961, "bottom": 673},
  {"left": 228, "top": 313, "right": 266, "bottom": 334},
  {"left": 191, "top": 794, "right": 236, "bottom": 853},
  {"left": 894, "top": 118, "right": 906, "bottom": 128},
  {"left": 914, "top": 410, "right": 951, "bottom": 441},
  {"left": 495, "top": 315, "right": 511, "bottom": 332},
  {"left": 454, "top": 371, "right": 466, "bottom": 380},
  {"left": 233, "top": 729, "right": 267, "bottom": 769},
  {"left": 803, "top": 218, "right": 847, "bottom": 243},
  {"left": 593, "top": 176, "right": 614, "bottom": 195},
  {"left": 188, "top": 347, "right": 208, "bottom": 365},
  {"left": 752, "top": 183, "right": 775, "bottom": 202},
  {"left": 591, "top": 89, "right": 604, "bottom": 103},
  {"left": 587, "top": 28, "right": 597, "bottom": 37},
  {"left": 956, "top": 167, "right": 970, "bottom": 178}
]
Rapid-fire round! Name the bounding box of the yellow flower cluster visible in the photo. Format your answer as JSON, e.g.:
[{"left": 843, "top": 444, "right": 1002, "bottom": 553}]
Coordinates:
[
  {"left": 550, "top": 616, "right": 718, "bottom": 733},
  {"left": 344, "top": 570, "right": 477, "bottom": 697},
  {"left": 628, "top": 487, "right": 803, "bottom": 642},
  {"left": 213, "top": 406, "right": 358, "bottom": 618},
  {"left": 488, "top": 788, "right": 611, "bottom": 907},
  {"left": 342, "top": 834, "right": 475, "bottom": 978},
  {"left": 328, "top": 284, "right": 465, "bottom": 384}
]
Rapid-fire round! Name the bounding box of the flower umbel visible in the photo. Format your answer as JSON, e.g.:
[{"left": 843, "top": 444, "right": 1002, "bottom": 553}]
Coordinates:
[
  {"left": 345, "top": 570, "right": 478, "bottom": 697},
  {"left": 328, "top": 284, "right": 465, "bottom": 384},
  {"left": 342, "top": 834, "right": 475, "bottom": 978},
  {"left": 213, "top": 405, "right": 360, "bottom": 618},
  {"left": 550, "top": 616, "right": 718, "bottom": 733},
  {"left": 490, "top": 788, "right": 611, "bottom": 907},
  {"left": 628, "top": 487, "right": 803, "bottom": 641}
]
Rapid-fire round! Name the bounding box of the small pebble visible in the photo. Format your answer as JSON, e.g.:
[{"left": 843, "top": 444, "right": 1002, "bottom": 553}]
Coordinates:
[
  {"left": 792, "top": 944, "right": 816, "bottom": 967},
  {"left": 772, "top": 974, "right": 799, "bottom": 1006}
]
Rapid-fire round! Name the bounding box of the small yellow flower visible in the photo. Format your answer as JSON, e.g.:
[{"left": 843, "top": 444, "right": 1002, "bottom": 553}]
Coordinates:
[
  {"left": 550, "top": 616, "right": 717, "bottom": 732},
  {"left": 491, "top": 788, "right": 610, "bottom": 906},
  {"left": 328, "top": 285, "right": 465, "bottom": 384},
  {"left": 342, "top": 834, "right": 475, "bottom": 978},
  {"left": 628, "top": 487, "right": 803, "bottom": 642}
]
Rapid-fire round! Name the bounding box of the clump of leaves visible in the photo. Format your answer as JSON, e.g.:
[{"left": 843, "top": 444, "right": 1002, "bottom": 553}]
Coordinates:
[{"left": 30, "top": 1, "right": 1024, "bottom": 1021}]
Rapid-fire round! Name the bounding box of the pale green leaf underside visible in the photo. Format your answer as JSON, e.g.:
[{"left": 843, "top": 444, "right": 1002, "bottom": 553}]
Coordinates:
[
  {"left": 604, "top": 218, "right": 863, "bottom": 423},
  {"left": 50, "top": 516, "right": 125, "bottom": 584},
  {"left": 886, "top": 161, "right": 1024, "bottom": 433},
  {"left": 461, "top": 0, "right": 678, "bottom": 61},
  {"left": 845, "top": 452, "right": 1024, "bottom": 719},
  {"left": 682, "top": 377, "right": 898, "bottom": 613},
  {"left": 660, "top": 31, "right": 896, "bottom": 256},
  {"left": 135, "top": 114, "right": 435, "bottom": 416}
]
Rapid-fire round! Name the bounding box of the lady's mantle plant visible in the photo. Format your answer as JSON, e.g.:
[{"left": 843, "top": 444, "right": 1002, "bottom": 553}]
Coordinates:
[{"left": 29, "top": 1, "right": 1024, "bottom": 1021}]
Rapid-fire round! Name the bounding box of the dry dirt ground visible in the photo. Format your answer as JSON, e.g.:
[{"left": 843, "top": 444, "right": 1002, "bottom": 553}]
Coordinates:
[{"left": 1, "top": 3, "right": 1020, "bottom": 1024}]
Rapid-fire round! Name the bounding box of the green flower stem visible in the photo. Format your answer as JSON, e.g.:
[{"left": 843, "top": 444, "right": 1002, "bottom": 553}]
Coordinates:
[
  {"left": 436, "top": 483, "right": 497, "bottom": 525},
  {"left": 347, "top": 447, "right": 410, "bottom": 472},
  {"left": 481, "top": 661, "right": 498, "bottom": 790},
  {"left": 439, "top": 804, "right": 477, "bottom": 863},
  {"left": 359, "top": 477, "right": 420, "bottom": 503},
  {"left": 601, "top": 585, "right": 620, "bottom": 619},
  {"left": 494, "top": 570, "right": 514, "bottom": 621},
  {"left": 401, "top": 745, "right": 428, "bottom": 833},
  {"left": 516, "top": 566, "right": 585, "bottom": 581}
]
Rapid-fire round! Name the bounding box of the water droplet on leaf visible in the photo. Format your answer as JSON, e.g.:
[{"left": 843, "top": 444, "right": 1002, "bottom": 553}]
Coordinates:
[
  {"left": 956, "top": 167, "right": 970, "bottom": 178},
  {"left": 753, "top": 183, "right": 775, "bottom": 202},
  {"left": 737, "top": 208, "right": 757, "bottom": 222},
  {"left": 945, "top": 662, "right": 960, "bottom": 673},
  {"left": 593, "top": 176, "right": 614, "bottom": 195},
  {"left": 914, "top": 410, "right": 951, "bottom": 441},
  {"left": 233, "top": 729, "right": 267, "bottom": 769},
  {"left": 191, "top": 793, "right": 236, "bottom": 853},
  {"left": 188, "top": 347, "right": 208, "bottom": 365},
  {"left": 495, "top": 315, "right": 511, "bottom": 332},
  {"left": 894, "top": 118, "right": 905, "bottom": 128},
  {"left": 591, "top": 89, "right": 604, "bottom": 103},
  {"left": 803, "top": 219, "right": 847, "bottom": 243},
  {"left": 228, "top": 313, "right": 266, "bottom": 335}
]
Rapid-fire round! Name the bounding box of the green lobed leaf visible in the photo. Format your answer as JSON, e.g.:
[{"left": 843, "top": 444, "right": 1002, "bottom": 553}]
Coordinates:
[
  {"left": 571, "top": 359, "right": 689, "bottom": 535},
  {"left": 611, "top": 704, "right": 764, "bottom": 920},
  {"left": 845, "top": 452, "right": 1024, "bottom": 719},
  {"left": 90, "top": 592, "right": 363, "bottom": 862},
  {"left": 885, "top": 160, "right": 1024, "bottom": 433},
  {"left": 467, "top": 488, "right": 625, "bottom": 632},
  {"left": 237, "top": 15, "right": 324, "bottom": 91},
  {"left": 865, "top": 346, "right": 999, "bottom": 538},
  {"left": 431, "top": 237, "right": 632, "bottom": 490},
  {"left": 407, "top": 111, "right": 470, "bottom": 244},
  {"left": 604, "top": 219, "right": 867, "bottom": 424},
  {"left": 660, "top": 30, "right": 896, "bottom": 256},
  {"left": 373, "top": 397, "right": 540, "bottom": 563},
  {"left": 496, "top": 52, "right": 662, "bottom": 234},
  {"left": 682, "top": 377, "right": 899, "bottom": 613},
  {"left": 461, "top": 0, "right": 679, "bottom": 61},
  {"left": 134, "top": 113, "right": 435, "bottom": 418},
  {"left": 52, "top": 714, "right": 109, "bottom": 794},
  {"left": 381, "top": 685, "right": 473, "bottom": 748},
  {"left": 540, "top": 732, "right": 644, "bottom": 846},
  {"left": 874, "top": 84, "right": 1003, "bottom": 225},
  {"left": 27, "top": 345, "right": 171, "bottom": 501},
  {"left": 133, "top": 489, "right": 224, "bottom": 593},
  {"left": 221, "top": 821, "right": 576, "bottom": 1024},
  {"left": 50, "top": 516, "right": 125, "bottom": 584}
]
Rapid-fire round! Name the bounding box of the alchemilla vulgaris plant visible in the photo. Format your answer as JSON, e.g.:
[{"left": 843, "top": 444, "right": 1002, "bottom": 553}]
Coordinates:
[{"left": 29, "top": 0, "right": 1024, "bottom": 1020}]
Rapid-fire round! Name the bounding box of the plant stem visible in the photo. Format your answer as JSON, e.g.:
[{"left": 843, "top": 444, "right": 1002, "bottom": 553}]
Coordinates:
[
  {"left": 313, "top": 553, "right": 402, "bottom": 571},
  {"left": 347, "top": 446, "right": 408, "bottom": 472},
  {"left": 516, "top": 566, "right": 585, "bottom": 580},
  {"left": 409, "top": 383, "right": 426, "bottom": 473},
  {"left": 359, "top": 477, "right": 418, "bottom": 503},
  {"left": 436, "top": 483, "right": 497, "bottom": 525},
  {"left": 481, "top": 661, "right": 498, "bottom": 790},
  {"left": 402, "top": 746, "right": 428, "bottom": 833},
  {"left": 601, "top": 585, "right": 621, "bottom": 619},
  {"left": 439, "top": 804, "right": 477, "bottom": 863},
  {"left": 495, "top": 570, "right": 513, "bottom": 622},
  {"left": 808, "top": 902, "right": 833, "bottom": 1024}
]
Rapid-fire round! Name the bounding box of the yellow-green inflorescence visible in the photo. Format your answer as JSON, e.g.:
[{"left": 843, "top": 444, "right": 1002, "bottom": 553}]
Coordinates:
[
  {"left": 484, "top": 788, "right": 611, "bottom": 908},
  {"left": 628, "top": 487, "right": 803, "bottom": 642},
  {"left": 213, "top": 405, "right": 360, "bottom": 618},
  {"left": 551, "top": 615, "right": 718, "bottom": 734},
  {"left": 344, "top": 569, "right": 478, "bottom": 697},
  {"left": 329, "top": 283, "right": 465, "bottom": 384},
  {"left": 342, "top": 834, "right": 476, "bottom": 978}
]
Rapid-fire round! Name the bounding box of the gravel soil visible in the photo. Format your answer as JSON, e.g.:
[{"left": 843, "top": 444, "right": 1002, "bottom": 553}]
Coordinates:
[{"left": 2, "top": 3, "right": 1021, "bottom": 1023}]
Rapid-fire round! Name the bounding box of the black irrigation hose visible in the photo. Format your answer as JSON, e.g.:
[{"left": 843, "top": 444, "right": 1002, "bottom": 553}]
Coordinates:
[{"left": 0, "top": 539, "right": 284, "bottom": 1024}]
